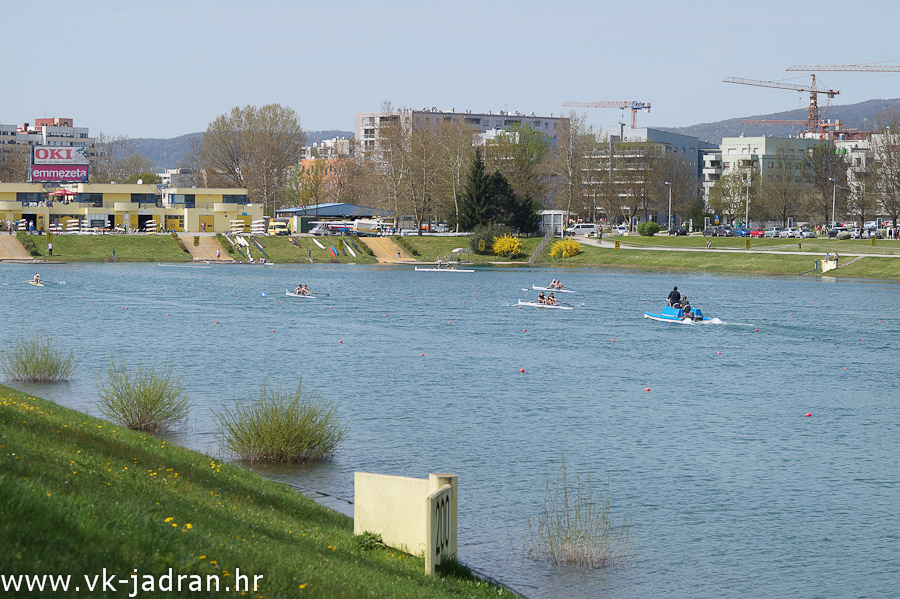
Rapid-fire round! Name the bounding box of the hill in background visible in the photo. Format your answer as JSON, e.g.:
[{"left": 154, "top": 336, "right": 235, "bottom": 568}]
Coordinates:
[
  {"left": 133, "top": 130, "right": 353, "bottom": 170},
  {"left": 661, "top": 98, "right": 900, "bottom": 143}
]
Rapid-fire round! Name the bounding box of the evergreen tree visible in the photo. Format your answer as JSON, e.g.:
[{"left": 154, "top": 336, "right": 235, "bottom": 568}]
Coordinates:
[
  {"left": 512, "top": 194, "right": 541, "bottom": 234},
  {"left": 486, "top": 170, "right": 516, "bottom": 225},
  {"left": 458, "top": 148, "right": 490, "bottom": 230}
]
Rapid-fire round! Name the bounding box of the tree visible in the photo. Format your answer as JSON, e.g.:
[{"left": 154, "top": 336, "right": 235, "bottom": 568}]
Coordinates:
[
  {"left": 872, "top": 109, "right": 900, "bottom": 227},
  {"left": 406, "top": 125, "right": 440, "bottom": 234},
  {"left": 436, "top": 120, "right": 476, "bottom": 232},
  {"left": 708, "top": 170, "right": 749, "bottom": 223},
  {"left": 484, "top": 122, "right": 550, "bottom": 202},
  {"left": 546, "top": 112, "right": 595, "bottom": 221},
  {"left": 847, "top": 165, "right": 880, "bottom": 228},
  {"left": 90, "top": 133, "right": 156, "bottom": 184},
  {"left": 123, "top": 172, "right": 162, "bottom": 185},
  {"left": 615, "top": 142, "right": 662, "bottom": 225},
  {"left": 650, "top": 154, "right": 700, "bottom": 228},
  {"left": 197, "top": 104, "right": 305, "bottom": 216},
  {"left": 285, "top": 159, "right": 329, "bottom": 215},
  {"left": 759, "top": 147, "right": 805, "bottom": 226},
  {"left": 800, "top": 140, "right": 847, "bottom": 225},
  {"left": 458, "top": 148, "right": 490, "bottom": 230},
  {"left": 368, "top": 102, "right": 411, "bottom": 229},
  {"left": 0, "top": 146, "right": 29, "bottom": 182}
]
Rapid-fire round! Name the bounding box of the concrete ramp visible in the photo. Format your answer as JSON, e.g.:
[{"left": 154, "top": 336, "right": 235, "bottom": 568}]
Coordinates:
[
  {"left": 364, "top": 236, "right": 414, "bottom": 263},
  {"left": 0, "top": 235, "right": 31, "bottom": 260},
  {"left": 178, "top": 234, "right": 224, "bottom": 261}
]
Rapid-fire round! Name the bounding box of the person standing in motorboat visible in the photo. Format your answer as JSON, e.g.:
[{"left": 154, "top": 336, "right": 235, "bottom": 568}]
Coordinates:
[{"left": 667, "top": 286, "right": 681, "bottom": 307}]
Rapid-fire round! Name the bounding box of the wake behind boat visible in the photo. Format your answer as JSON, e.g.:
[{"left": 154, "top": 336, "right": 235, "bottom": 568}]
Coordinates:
[
  {"left": 531, "top": 284, "right": 574, "bottom": 293},
  {"left": 517, "top": 299, "right": 572, "bottom": 310},
  {"left": 415, "top": 268, "right": 474, "bottom": 272},
  {"left": 644, "top": 305, "right": 710, "bottom": 323}
]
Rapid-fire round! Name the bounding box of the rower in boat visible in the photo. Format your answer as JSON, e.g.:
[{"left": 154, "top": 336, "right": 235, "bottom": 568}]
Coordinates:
[
  {"left": 302, "top": 285, "right": 310, "bottom": 296},
  {"left": 294, "top": 284, "right": 304, "bottom": 294},
  {"left": 538, "top": 291, "right": 546, "bottom": 304},
  {"left": 547, "top": 293, "right": 557, "bottom": 306},
  {"left": 33, "top": 273, "right": 41, "bottom": 284}
]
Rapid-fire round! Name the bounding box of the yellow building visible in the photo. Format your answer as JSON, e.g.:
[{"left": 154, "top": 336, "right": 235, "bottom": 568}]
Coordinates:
[{"left": 0, "top": 183, "right": 261, "bottom": 233}]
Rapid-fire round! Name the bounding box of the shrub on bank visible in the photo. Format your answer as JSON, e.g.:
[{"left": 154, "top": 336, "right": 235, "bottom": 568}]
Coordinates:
[
  {"left": 96, "top": 357, "right": 191, "bottom": 432},
  {"left": 217, "top": 380, "right": 348, "bottom": 462},
  {"left": 493, "top": 234, "right": 522, "bottom": 258},
  {"left": 524, "top": 456, "right": 633, "bottom": 568},
  {"left": 470, "top": 225, "right": 509, "bottom": 254},
  {"left": 0, "top": 329, "right": 76, "bottom": 382},
  {"left": 550, "top": 238, "right": 582, "bottom": 259},
  {"left": 637, "top": 222, "right": 660, "bottom": 236},
  {"left": 392, "top": 235, "right": 420, "bottom": 257}
]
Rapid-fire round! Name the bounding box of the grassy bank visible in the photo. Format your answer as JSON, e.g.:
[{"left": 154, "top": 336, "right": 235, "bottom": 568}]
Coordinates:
[
  {"left": 21, "top": 233, "right": 191, "bottom": 263},
  {"left": 397, "top": 235, "right": 542, "bottom": 263},
  {"left": 219, "top": 236, "right": 376, "bottom": 264},
  {"left": 0, "top": 385, "right": 509, "bottom": 598},
  {"left": 613, "top": 234, "right": 900, "bottom": 255}
]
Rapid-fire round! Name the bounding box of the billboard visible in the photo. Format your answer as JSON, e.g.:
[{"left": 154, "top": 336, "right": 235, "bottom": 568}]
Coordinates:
[{"left": 30, "top": 145, "right": 89, "bottom": 182}]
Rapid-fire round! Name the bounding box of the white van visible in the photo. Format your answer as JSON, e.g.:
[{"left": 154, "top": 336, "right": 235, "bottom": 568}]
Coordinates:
[
  {"left": 564, "top": 223, "right": 599, "bottom": 237},
  {"left": 610, "top": 225, "right": 629, "bottom": 236}
]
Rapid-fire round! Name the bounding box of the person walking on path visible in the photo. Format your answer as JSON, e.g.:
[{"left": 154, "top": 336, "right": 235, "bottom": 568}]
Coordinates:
[
  {"left": 48, "top": 241, "right": 53, "bottom": 257},
  {"left": 216, "top": 247, "right": 221, "bottom": 261}
]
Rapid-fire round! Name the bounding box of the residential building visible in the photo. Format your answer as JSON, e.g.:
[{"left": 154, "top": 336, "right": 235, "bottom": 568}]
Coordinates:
[
  {"left": 0, "top": 117, "right": 93, "bottom": 149},
  {"left": 300, "top": 137, "right": 352, "bottom": 160},
  {"left": 355, "top": 107, "right": 565, "bottom": 153}
]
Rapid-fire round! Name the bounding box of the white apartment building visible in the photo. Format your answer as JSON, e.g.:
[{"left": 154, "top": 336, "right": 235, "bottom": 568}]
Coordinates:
[
  {"left": 355, "top": 107, "right": 565, "bottom": 153},
  {"left": 0, "top": 117, "right": 92, "bottom": 149},
  {"left": 300, "top": 137, "right": 352, "bottom": 160}
]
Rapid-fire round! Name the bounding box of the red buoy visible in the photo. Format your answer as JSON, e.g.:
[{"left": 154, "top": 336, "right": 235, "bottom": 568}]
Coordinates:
[
  {"left": 520, "top": 368, "right": 525, "bottom": 373},
  {"left": 420, "top": 353, "right": 424, "bottom": 356},
  {"left": 805, "top": 413, "right": 812, "bottom": 417},
  {"left": 645, "top": 387, "right": 650, "bottom": 392}
]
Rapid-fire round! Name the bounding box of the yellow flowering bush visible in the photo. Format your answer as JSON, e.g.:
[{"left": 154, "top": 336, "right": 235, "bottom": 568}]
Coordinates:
[
  {"left": 550, "top": 239, "right": 582, "bottom": 259},
  {"left": 492, "top": 234, "right": 523, "bottom": 258}
]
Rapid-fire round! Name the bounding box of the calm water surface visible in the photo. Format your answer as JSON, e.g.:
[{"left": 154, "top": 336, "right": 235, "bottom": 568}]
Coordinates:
[{"left": 4, "top": 262, "right": 899, "bottom": 599}]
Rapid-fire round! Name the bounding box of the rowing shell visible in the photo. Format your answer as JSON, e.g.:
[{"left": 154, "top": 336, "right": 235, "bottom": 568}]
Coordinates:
[
  {"left": 414, "top": 267, "right": 475, "bottom": 272},
  {"left": 286, "top": 289, "right": 316, "bottom": 299},
  {"left": 532, "top": 284, "right": 575, "bottom": 293},
  {"left": 28, "top": 281, "right": 44, "bottom": 287},
  {"left": 517, "top": 299, "right": 572, "bottom": 310}
]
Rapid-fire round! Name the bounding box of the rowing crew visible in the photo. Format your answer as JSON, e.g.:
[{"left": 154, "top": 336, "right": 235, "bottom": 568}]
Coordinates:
[
  {"left": 547, "top": 279, "right": 564, "bottom": 290},
  {"left": 33, "top": 273, "right": 41, "bottom": 284},
  {"left": 435, "top": 260, "right": 457, "bottom": 270},
  {"left": 536, "top": 291, "right": 559, "bottom": 306},
  {"left": 294, "top": 284, "right": 311, "bottom": 296}
]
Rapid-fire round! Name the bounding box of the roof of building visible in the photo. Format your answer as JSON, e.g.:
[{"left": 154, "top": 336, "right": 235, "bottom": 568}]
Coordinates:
[{"left": 275, "top": 203, "right": 392, "bottom": 218}]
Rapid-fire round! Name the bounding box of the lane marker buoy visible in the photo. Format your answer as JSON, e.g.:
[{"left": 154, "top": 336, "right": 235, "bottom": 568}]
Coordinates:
[
  {"left": 805, "top": 412, "right": 812, "bottom": 417},
  {"left": 645, "top": 387, "right": 650, "bottom": 392},
  {"left": 520, "top": 368, "right": 525, "bottom": 373}
]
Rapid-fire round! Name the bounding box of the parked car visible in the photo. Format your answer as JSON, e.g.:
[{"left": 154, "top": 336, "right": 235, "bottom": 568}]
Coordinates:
[
  {"left": 849, "top": 228, "right": 862, "bottom": 239},
  {"left": 720, "top": 225, "right": 735, "bottom": 237},
  {"left": 827, "top": 227, "right": 847, "bottom": 238},
  {"left": 780, "top": 228, "right": 799, "bottom": 238},
  {"left": 703, "top": 227, "right": 717, "bottom": 236},
  {"left": 610, "top": 225, "right": 629, "bottom": 236},
  {"left": 750, "top": 228, "right": 766, "bottom": 238},
  {"left": 733, "top": 226, "right": 750, "bottom": 237},
  {"left": 764, "top": 227, "right": 784, "bottom": 238},
  {"left": 667, "top": 226, "right": 687, "bottom": 236},
  {"left": 565, "top": 223, "right": 599, "bottom": 237},
  {"left": 798, "top": 228, "right": 816, "bottom": 238},
  {"left": 862, "top": 228, "right": 882, "bottom": 239}
]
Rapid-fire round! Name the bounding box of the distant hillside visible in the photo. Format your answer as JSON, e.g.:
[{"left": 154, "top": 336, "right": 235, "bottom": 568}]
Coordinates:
[
  {"left": 132, "top": 130, "right": 353, "bottom": 170},
  {"left": 661, "top": 98, "right": 900, "bottom": 143}
]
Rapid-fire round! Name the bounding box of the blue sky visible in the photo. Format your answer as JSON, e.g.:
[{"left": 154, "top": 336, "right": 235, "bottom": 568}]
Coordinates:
[{"left": 5, "top": 0, "right": 900, "bottom": 138}]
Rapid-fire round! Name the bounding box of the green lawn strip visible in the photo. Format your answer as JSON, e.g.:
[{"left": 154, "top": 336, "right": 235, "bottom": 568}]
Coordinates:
[
  {"left": 21, "top": 233, "right": 191, "bottom": 263},
  {"left": 543, "top": 245, "right": 818, "bottom": 275},
  {"left": 396, "top": 236, "right": 541, "bottom": 263},
  {"left": 826, "top": 256, "right": 900, "bottom": 279},
  {"left": 0, "top": 386, "right": 509, "bottom": 598},
  {"left": 617, "top": 235, "right": 900, "bottom": 255}
]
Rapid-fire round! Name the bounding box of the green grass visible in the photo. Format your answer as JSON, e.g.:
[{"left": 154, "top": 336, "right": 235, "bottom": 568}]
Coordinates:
[
  {"left": 235, "top": 236, "right": 376, "bottom": 264},
  {"left": 21, "top": 233, "right": 191, "bottom": 262},
  {"left": 397, "top": 235, "right": 543, "bottom": 263},
  {"left": 0, "top": 329, "right": 76, "bottom": 383},
  {"left": 96, "top": 358, "right": 191, "bottom": 432},
  {"left": 0, "top": 385, "right": 510, "bottom": 598},
  {"left": 615, "top": 234, "right": 900, "bottom": 255},
  {"left": 217, "top": 381, "right": 347, "bottom": 462}
]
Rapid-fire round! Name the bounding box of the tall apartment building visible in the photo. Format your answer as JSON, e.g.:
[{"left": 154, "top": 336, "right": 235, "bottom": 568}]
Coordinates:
[
  {"left": 355, "top": 107, "right": 565, "bottom": 153},
  {"left": 0, "top": 117, "right": 92, "bottom": 149}
]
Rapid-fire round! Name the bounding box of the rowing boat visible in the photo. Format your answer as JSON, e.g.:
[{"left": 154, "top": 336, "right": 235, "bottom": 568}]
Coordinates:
[
  {"left": 286, "top": 289, "right": 316, "bottom": 299},
  {"left": 414, "top": 267, "right": 475, "bottom": 272},
  {"left": 532, "top": 284, "right": 575, "bottom": 293},
  {"left": 517, "top": 299, "right": 572, "bottom": 310},
  {"left": 28, "top": 281, "right": 44, "bottom": 287}
]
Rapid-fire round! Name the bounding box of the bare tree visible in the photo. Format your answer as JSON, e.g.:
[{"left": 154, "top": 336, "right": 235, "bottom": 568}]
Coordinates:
[
  {"left": 406, "top": 124, "right": 440, "bottom": 234},
  {"left": 198, "top": 104, "right": 305, "bottom": 216},
  {"left": 284, "top": 160, "right": 330, "bottom": 215},
  {"left": 759, "top": 147, "right": 806, "bottom": 226},
  {"left": 484, "top": 122, "right": 551, "bottom": 203},
  {"left": 546, "top": 112, "right": 594, "bottom": 221},
  {"left": 800, "top": 140, "right": 847, "bottom": 225},
  {"left": 708, "top": 170, "right": 749, "bottom": 223},
  {"left": 649, "top": 154, "right": 700, "bottom": 228},
  {"left": 435, "top": 119, "right": 476, "bottom": 231},
  {"left": 0, "top": 146, "right": 29, "bottom": 182},
  {"left": 90, "top": 133, "right": 155, "bottom": 184},
  {"left": 369, "top": 102, "right": 411, "bottom": 229},
  {"left": 872, "top": 109, "right": 900, "bottom": 227}
]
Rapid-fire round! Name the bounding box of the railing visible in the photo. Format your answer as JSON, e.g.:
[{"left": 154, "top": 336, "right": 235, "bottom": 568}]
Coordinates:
[{"left": 528, "top": 227, "right": 556, "bottom": 265}]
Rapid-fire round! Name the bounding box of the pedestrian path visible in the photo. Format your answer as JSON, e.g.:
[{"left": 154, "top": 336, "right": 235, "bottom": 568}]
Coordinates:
[
  {"left": 0, "top": 235, "right": 30, "bottom": 260},
  {"left": 177, "top": 234, "right": 224, "bottom": 261},
  {"left": 363, "top": 236, "right": 414, "bottom": 263}
]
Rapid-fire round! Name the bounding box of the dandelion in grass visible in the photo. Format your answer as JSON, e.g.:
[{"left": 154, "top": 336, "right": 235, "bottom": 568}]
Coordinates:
[
  {"left": 216, "top": 379, "right": 348, "bottom": 463},
  {"left": 0, "top": 328, "right": 77, "bottom": 382}
]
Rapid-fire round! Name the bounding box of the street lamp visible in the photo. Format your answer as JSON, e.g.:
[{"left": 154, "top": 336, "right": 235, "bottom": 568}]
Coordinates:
[
  {"left": 829, "top": 177, "right": 837, "bottom": 227},
  {"left": 744, "top": 177, "right": 751, "bottom": 228},
  {"left": 665, "top": 181, "right": 672, "bottom": 231}
]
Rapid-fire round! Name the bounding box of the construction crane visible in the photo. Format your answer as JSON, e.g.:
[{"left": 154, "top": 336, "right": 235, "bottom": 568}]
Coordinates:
[
  {"left": 562, "top": 100, "right": 651, "bottom": 128},
  {"left": 787, "top": 64, "right": 900, "bottom": 72},
  {"left": 723, "top": 75, "right": 839, "bottom": 133}
]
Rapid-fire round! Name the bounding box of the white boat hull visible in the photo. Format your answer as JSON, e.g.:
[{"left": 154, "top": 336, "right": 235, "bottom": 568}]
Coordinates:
[
  {"left": 415, "top": 267, "right": 474, "bottom": 272},
  {"left": 286, "top": 290, "right": 316, "bottom": 299},
  {"left": 532, "top": 285, "right": 574, "bottom": 293},
  {"left": 517, "top": 300, "right": 572, "bottom": 310}
]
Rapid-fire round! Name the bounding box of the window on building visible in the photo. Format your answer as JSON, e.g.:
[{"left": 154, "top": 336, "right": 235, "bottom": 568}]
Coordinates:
[
  {"left": 16, "top": 192, "right": 43, "bottom": 203},
  {"left": 171, "top": 194, "right": 195, "bottom": 208},
  {"left": 768, "top": 161, "right": 774, "bottom": 168},
  {"left": 131, "top": 193, "right": 157, "bottom": 205},
  {"left": 77, "top": 193, "right": 103, "bottom": 207},
  {"left": 221, "top": 194, "right": 248, "bottom": 204}
]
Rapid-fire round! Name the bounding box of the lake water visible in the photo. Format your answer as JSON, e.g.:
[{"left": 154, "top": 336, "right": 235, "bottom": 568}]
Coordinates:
[{"left": 3, "top": 262, "right": 899, "bottom": 599}]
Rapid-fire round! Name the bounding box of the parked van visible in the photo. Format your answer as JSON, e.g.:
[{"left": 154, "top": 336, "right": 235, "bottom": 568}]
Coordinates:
[
  {"left": 268, "top": 219, "right": 291, "bottom": 236},
  {"left": 564, "top": 223, "right": 599, "bottom": 237}
]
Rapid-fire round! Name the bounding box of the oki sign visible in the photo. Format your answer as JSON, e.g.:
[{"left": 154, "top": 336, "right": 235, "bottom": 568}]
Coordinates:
[
  {"left": 32, "top": 145, "right": 89, "bottom": 165},
  {"left": 30, "top": 164, "right": 89, "bottom": 183}
]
